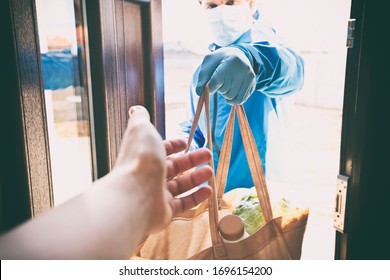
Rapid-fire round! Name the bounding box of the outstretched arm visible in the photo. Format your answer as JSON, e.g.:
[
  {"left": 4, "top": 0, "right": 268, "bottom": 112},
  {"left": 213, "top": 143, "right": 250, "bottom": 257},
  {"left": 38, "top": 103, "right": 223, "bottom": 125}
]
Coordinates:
[
  {"left": 0, "top": 106, "right": 212, "bottom": 260},
  {"left": 235, "top": 42, "right": 305, "bottom": 98},
  {"left": 193, "top": 42, "right": 304, "bottom": 105}
]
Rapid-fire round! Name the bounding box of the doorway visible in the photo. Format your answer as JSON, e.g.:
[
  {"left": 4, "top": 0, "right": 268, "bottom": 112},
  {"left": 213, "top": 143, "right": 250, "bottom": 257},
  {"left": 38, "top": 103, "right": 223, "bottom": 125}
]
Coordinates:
[{"left": 162, "top": 0, "right": 352, "bottom": 259}]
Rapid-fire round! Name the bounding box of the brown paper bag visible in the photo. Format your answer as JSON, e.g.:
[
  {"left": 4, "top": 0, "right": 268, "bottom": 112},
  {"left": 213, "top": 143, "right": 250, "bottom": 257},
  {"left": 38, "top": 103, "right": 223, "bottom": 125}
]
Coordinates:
[{"left": 133, "top": 88, "right": 309, "bottom": 260}]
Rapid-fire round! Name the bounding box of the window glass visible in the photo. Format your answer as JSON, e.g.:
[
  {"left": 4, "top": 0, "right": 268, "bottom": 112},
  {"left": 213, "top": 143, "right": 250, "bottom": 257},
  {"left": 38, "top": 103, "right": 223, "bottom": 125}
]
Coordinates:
[{"left": 35, "top": 0, "right": 93, "bottom": 206}]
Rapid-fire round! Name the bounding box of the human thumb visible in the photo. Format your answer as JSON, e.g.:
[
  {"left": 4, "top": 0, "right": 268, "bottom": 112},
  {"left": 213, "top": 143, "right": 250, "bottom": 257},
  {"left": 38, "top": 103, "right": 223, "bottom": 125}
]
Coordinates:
[{"left": 128, "top": 105, "right": 151, "bottom": 122}]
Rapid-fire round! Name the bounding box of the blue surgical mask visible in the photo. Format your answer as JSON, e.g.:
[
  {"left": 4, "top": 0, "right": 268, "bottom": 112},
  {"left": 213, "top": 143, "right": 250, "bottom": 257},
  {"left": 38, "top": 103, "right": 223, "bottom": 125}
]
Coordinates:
[{"left": 205, "top": 3, "right": 254, "bottom": 47}]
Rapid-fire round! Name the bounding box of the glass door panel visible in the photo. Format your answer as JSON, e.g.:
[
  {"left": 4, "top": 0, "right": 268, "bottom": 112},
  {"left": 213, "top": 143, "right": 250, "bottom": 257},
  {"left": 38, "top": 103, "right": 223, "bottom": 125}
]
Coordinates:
[{"left": 35, "top": 0, "right": 93, "bottom": 206}]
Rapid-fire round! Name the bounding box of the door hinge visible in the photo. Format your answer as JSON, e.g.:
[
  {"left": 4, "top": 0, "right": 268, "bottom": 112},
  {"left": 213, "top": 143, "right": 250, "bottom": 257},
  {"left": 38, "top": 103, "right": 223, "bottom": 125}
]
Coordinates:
[
  {"left": 346, "top": 19, "right": 356, "bottom": 48},
  {"left": 334, "top": 174, "right": 349, "bottom": 233}
]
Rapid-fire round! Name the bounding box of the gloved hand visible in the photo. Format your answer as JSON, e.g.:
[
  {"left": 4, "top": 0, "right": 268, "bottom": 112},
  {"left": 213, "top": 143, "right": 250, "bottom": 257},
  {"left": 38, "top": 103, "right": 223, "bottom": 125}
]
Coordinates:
[{"left": 195, "top": 47, "right": 256, "bottom": 106}]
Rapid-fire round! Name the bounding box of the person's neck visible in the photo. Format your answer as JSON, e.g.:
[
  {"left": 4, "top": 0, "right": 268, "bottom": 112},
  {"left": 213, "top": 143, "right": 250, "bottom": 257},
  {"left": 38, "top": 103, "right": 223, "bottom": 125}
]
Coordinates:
[{"left": 208, "top": 29, "right": 253, "bottom": 52}]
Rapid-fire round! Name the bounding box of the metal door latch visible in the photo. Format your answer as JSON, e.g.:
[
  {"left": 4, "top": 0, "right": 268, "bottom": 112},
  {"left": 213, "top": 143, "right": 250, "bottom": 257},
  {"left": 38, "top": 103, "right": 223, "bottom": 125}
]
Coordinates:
[
  {"left": 334, "top": 175, "right": 349, "bottom": 233},
  {"left": 346, "top": 19, "right": 356, "bottom": 48}
]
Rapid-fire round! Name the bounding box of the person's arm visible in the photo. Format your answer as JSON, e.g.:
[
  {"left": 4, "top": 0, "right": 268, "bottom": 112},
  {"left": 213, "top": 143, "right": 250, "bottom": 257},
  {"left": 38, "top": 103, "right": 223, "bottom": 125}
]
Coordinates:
[
  {"left": 234, "top": 42, "right": 305, "bottom": 98},
  {"left": 193, "top": 42, "right": 304, "bottom": 105},
  {"left": 0, "top": 106, "right": 212, "bottom": 260}
]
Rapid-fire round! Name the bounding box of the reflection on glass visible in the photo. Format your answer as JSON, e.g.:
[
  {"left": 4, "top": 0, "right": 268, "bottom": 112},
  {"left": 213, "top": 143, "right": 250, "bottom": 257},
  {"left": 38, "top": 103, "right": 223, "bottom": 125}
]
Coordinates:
[{"left": 35, "top": 0, "right": 92, "bottom": 206}]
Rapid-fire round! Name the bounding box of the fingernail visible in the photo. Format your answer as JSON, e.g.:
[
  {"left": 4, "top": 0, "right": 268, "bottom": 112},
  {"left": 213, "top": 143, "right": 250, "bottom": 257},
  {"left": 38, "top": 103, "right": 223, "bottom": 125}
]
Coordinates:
[
  {"left": 128, "top": 105, "right": 151, "bottom": 121},
  {"left": 129, "top": 105, "right": 143, "bottom": 116}
]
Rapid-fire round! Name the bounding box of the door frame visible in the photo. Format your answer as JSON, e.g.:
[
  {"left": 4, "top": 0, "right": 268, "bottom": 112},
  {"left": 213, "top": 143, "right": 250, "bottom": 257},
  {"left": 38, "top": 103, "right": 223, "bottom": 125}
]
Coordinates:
[
  {"left": 86, "top": 0, "right": 165, "bottom": 176},
  {"left": 336, "top": 0, "right": 390, "bottom": 259},
  {"left": 1, "top": 0, "right": 53, "bottom": 232}
]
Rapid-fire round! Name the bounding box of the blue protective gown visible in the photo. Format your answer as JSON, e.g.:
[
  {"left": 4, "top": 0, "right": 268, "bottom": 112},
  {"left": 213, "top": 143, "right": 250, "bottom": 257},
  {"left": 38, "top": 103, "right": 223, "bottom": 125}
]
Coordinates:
[
  {"left": 180, "top": 19, "right": 304, "bottom": 193},
  {"left": 41, "top": 48, "right": 82, "bottom": 90}
]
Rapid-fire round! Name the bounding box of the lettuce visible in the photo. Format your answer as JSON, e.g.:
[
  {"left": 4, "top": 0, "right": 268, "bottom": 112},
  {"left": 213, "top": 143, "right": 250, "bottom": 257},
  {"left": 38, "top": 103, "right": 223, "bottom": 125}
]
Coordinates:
[
  {"left": 233, "top": 194, "right": 264, "bottom": 235},
  {"left": 233, "top": 195, "right": 299, "bottom": 235}
]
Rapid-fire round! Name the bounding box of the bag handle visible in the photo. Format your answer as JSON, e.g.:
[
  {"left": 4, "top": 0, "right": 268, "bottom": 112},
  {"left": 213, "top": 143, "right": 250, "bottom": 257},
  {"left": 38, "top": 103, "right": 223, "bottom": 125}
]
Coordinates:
[
  {"left": 214, "top": 105, "right": 273, "bottom": 222},
  {"left": 185, "top": 86, "right": 224, "bottom": 254},
  {"left": 185, "top": 86, "right": 273, "bottom": 258},
  {"left": 235, "top": 106, "right": 273, "bottom": 221}
]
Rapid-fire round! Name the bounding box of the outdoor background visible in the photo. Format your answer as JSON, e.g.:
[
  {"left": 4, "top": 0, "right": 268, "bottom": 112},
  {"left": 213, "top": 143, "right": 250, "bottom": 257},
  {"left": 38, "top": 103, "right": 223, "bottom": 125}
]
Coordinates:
[{"left": 162, "top": 0, "right": 352, "bottom": 259}]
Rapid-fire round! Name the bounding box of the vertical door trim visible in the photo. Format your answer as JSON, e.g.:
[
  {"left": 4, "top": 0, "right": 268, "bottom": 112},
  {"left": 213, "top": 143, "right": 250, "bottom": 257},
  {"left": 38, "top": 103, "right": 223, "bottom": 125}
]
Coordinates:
[
  {"left": 1, "top": 0, "right": 53, "bottom": 232},
  {"left": 86, "top": 0, "right": 165, "bottom": 177},
  {"left": 12, "top": 0, "right": 54, "bottom": 215}
]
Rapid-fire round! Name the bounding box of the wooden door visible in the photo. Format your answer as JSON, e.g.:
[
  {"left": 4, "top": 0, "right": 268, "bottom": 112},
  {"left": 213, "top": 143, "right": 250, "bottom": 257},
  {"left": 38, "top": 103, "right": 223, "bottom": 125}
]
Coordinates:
[
  {"left": 86, "top": 0, "right": 165, "bottom": 176},
  {"left": 335, "top": 0, "right": 390, "bottom": 259}
]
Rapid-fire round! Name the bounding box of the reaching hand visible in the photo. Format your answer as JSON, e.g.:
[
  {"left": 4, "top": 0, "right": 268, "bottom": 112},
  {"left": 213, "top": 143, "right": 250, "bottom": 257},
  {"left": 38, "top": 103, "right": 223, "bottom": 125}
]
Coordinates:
[
  {"left": 164, "top": 139, "right": 213, "bottom": 218},
  {"left": 114, "top": 106, "right": 213, "bottom": 235},
  {"left": 195, "top": 47, "right": 256, "bottom": 105},
  {"left": 0, "top": 105, "right": 213, "bottom": 260}
]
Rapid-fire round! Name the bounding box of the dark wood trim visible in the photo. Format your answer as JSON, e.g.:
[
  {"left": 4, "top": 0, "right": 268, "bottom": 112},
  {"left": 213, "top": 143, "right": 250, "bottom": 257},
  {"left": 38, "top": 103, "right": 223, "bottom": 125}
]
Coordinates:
[
  {"left": 1, "top": 0, "right": 32, "bottom": 232},
  {"left": 78, "top": 0, "right": 99, "bottom": 181},
  {"left": 0, "top": 0, "right": 53, "bottom": 232},
  {"left": 148, "top": 0, "right": 166, "bottom": 138},
  {"left": 122, "top": 0, "right": 165, "bottom": 138},
  {"left": 13, "top": 0, "right": 54, "bottom": 215},
  {"left": 86, "top": 0, "right": 165, "bottom": 177},
  {"left": 85, "top": 0, "right": 113, "bottom": 177}
]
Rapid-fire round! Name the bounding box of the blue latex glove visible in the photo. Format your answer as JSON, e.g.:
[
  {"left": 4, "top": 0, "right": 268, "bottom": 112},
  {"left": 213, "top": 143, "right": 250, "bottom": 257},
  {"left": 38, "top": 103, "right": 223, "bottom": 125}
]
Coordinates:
[{"left": 195, "top": 47, "right": 256, "bottom": 105}]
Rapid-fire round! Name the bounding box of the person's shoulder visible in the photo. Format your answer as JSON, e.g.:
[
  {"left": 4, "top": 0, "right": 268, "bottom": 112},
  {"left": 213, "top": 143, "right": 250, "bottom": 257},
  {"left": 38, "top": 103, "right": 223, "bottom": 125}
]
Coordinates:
[{"left": 250, "top": 18, "right": 282, "bottom": 46}]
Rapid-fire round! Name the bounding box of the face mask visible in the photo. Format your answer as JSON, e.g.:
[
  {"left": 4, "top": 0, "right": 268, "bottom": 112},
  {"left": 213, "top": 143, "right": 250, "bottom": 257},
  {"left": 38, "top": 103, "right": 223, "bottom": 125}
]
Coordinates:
[{"left": 205, "top": 2, "right": 254, "bottom": 47}]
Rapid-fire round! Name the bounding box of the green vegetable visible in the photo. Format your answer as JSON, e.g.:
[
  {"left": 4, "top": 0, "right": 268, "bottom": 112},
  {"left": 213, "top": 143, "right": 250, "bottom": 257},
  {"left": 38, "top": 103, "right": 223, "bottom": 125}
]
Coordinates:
[
  {"left": 233, "top": 195, "right": 299, "bottom": 235},
  {"left": 233, "top": 194, "right": 264, "bottom": 235}
]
